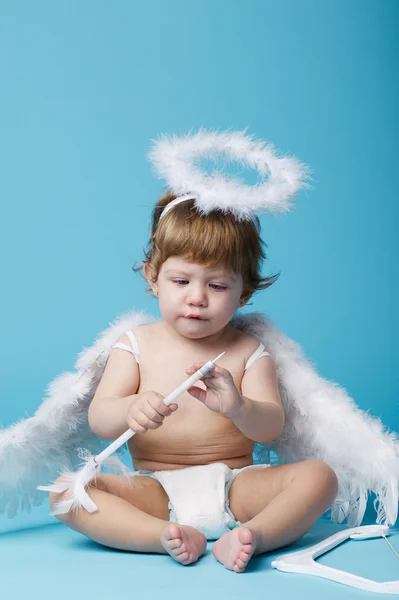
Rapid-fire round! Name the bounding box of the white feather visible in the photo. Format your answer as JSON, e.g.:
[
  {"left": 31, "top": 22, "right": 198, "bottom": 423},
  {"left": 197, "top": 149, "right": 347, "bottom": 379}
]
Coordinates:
[
  {"left": 37, "top": 449, "right": 133, "bottom": 515},
  {"left": 148, "top": 128, "right": 313, "bottom": 220}
]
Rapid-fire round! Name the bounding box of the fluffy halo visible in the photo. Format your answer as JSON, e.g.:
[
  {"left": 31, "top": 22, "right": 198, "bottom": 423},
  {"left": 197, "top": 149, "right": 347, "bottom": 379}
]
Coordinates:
[{"left": 148, "top": 128, "right": 313, "bottom": 221}]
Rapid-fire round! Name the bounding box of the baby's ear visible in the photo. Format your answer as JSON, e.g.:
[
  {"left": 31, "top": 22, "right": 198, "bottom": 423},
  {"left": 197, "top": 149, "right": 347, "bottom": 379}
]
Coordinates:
[
  {"left": 143, "top": 261, "right": 156, "bottom": 285},
  {"left": 143, "top": 261, "right": 151, "bottom": 280}
]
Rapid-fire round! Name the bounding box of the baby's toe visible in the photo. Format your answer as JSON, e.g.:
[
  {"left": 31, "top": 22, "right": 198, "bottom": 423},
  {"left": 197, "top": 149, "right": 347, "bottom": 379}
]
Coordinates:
[
  {"left": 165, "top": 524, "right": 181, "bottom": 540},
  {"left": 236, "top": 552, "right": 250, "bottom": 568},
  {"left": 174, "top": 545, "right": 187, "bottom": 557},
  {"left": 167, "top": 538, "right": 182, "bottom": 550},
  {"left": 237, "top": 527, "right": 253, "bottom": 545}
]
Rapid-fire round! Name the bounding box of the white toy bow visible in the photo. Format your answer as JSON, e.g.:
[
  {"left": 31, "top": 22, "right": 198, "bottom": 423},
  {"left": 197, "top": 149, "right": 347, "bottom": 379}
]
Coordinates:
[{"left": 272, "top": 525, "right": 399, "bottom": 595}]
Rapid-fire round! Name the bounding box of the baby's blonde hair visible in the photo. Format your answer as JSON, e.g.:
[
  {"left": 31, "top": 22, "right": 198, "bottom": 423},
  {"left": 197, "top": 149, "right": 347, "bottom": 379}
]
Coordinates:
[{"left": 133, "top": 191, "right": 280, "bottom": 305}]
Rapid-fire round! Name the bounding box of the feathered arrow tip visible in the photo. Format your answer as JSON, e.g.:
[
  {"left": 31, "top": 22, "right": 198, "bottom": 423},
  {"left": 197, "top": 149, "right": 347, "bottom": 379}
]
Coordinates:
[{"left": 37, "top": 451, "right": 132, "bottom": 515}]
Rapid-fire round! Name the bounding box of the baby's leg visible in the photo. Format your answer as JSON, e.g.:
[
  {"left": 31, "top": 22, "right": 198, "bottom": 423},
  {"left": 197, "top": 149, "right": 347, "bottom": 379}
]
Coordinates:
[
  {"left": 50, "top": 473, "right": 206, "bottom": 564},
  {"left": 213, "top": 460, "right": 338, "bottom": 572}
]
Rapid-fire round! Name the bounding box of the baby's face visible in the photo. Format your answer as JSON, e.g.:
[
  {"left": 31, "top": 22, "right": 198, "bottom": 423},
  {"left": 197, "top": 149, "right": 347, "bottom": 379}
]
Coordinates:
[{"left": 154, "top": 257, "right": 244, "bottom": 340}]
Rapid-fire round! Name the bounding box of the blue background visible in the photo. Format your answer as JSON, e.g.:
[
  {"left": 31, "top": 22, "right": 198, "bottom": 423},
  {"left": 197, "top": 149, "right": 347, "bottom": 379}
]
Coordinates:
[{"left": 0, "top": 0, "right": 397, "bottom": 535}]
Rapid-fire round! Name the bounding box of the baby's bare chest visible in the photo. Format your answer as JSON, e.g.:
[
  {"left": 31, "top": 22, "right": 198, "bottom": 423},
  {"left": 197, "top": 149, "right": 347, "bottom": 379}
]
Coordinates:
[
  {"left": 130, "top": 325, "right": 255, "bottom": 469},
  {"left": 135, "top": 327, "right": 246, "bottom": 401},
  {"left": 146, "top": 352, "right": 243, "bottom": 391}
]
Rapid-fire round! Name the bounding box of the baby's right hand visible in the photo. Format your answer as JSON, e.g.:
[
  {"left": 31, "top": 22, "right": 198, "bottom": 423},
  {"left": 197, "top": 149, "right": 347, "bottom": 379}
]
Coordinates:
[{"left": 125, "top": 391, "right": 178, "bottom": 434}]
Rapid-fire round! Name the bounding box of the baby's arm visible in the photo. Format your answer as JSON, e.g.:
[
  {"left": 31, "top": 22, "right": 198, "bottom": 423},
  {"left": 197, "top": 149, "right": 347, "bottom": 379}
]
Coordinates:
[
  {"left": 232, "top": 354, "right": 285, "bottom": 444},
  {"left": 88, "top": 333, "right": 140, "bottom": 440},
  {"left": 186, "top": 340, "right": 284, "bottom": 443}
]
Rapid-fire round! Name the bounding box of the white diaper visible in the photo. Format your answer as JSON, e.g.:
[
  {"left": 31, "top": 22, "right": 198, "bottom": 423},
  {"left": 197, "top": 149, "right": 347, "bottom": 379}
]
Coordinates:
[{"left": 130, "top": 462, "right": 270, "bottom": 540}]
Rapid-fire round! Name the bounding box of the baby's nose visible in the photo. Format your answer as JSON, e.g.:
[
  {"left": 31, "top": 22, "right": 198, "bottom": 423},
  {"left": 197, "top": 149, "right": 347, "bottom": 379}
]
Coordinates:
[
  {"left": 189, "top": 297, "right": 206, "bottom": 306},
  {"left": 188, "top": 286, "right": 207, "bottom": 305}
]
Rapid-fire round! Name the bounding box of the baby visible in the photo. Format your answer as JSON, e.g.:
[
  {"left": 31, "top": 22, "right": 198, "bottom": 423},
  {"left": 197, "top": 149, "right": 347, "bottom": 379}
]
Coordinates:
[{"left": 50, "top": 192, "right": 338, "bottom": 573}]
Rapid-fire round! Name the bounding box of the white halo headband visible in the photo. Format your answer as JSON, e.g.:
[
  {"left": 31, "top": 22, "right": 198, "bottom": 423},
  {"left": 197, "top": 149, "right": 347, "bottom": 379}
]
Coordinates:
[
  {"left": 148, "top": 128, "right": 313, "bottom": 223},
  {"left": 158, "top": 193, "right": 261, "bottom": 232}
]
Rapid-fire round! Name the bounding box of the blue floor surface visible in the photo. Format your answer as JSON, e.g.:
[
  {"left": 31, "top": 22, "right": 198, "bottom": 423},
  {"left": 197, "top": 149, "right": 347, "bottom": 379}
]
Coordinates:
[{"left": 1, "top": 519, "right": 398, "bottom": 600}]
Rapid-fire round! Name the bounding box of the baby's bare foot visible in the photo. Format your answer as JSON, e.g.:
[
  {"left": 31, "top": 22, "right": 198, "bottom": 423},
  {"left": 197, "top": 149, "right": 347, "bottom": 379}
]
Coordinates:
[
  {"left": 212, "top": 526, "right": 257, "bottom": 573},
  {"left": 161, "top": 523, "right": 207, "bottom": 565}
]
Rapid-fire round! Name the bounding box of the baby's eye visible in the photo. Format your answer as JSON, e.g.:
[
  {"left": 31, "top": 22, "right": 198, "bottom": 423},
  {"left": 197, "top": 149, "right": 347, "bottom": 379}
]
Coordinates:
[
  {"left": 210, "top": 284, "right": 227, "bottom": 291},
  {"left": 173, "top": 280, "right": 226, "bottom": 291}
]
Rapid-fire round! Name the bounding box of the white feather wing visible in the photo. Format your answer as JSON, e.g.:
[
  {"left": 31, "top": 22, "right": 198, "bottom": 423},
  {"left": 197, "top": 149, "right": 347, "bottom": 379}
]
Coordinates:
[
  {"left": 0, "top": 309, "right": 153, "bottom": 518},
  {"left": 232, "top": 312, "right": 399, "bottom": 527},
  {"left": 2, "top": 307, "right": 397, "bottom": 527}
]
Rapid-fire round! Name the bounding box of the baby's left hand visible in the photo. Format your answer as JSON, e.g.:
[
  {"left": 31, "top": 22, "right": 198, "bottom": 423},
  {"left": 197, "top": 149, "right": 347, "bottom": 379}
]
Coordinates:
[{"left": 185, "top": 362, "right": 242, "bottom": 418}]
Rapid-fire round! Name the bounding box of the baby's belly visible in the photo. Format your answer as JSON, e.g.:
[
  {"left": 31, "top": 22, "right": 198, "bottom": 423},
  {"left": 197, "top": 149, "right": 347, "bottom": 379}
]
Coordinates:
[{"left": 129, "top": 410, "right": 255, "bottom": 471}]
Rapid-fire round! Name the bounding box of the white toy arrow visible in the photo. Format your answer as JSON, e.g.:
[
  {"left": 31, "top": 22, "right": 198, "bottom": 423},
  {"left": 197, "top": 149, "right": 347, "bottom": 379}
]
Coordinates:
[{"left": 38, "top": 351, "right": 225, "bottom": 515}]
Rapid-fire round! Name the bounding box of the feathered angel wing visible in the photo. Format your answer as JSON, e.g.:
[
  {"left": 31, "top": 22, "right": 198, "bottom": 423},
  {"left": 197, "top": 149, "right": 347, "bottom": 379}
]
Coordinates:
[
  {"left": 0, "top": 309, "right": 154, "bottom": 518},
  {"left": 2, "top": 307, "right": 397, "bottom": 527},
  {"left": 231, "top": 312, "right": 399, "bottom": 527}
]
